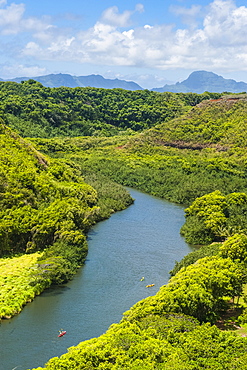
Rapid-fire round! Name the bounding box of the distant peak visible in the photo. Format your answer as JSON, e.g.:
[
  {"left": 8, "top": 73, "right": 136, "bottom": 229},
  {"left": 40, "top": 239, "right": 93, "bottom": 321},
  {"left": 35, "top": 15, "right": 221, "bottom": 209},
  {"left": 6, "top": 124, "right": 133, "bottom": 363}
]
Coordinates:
[
  {"left": 189, "top": 70, "right": 218, "bottom": 77},
  {"left": 3, "top": 73, "right": 143, "bottom": 91},
  {"left": 152, "top": 70, "right": 247, "bottom": 93}
]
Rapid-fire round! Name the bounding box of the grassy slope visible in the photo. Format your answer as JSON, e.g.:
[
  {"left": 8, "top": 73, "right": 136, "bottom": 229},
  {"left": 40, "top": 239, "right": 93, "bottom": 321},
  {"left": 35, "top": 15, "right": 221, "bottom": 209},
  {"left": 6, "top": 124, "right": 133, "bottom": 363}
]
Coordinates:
[
  {"left": 0, "top": 123, "right": 133, "bottom": 319},
  {"left": 139, "top": 94, "right": 247, "bottom": 147},
  {"left": 32, "top": 95, "right": 247, "bottom": 206},
  {"left": 0, "top": 253, "right": 43, "bottom": 318}
]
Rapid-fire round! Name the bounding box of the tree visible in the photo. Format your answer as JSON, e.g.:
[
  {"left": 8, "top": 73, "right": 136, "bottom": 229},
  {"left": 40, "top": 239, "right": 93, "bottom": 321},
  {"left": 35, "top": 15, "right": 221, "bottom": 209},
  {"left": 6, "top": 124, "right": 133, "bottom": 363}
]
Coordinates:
[{"left": 220, "top": 233, "right": 247, "bottom": 263}]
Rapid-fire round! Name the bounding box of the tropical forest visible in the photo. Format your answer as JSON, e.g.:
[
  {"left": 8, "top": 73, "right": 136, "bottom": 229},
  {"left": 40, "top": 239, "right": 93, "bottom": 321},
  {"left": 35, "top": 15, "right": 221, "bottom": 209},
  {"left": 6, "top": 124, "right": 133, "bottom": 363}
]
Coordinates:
[{"left": 2, "top": 79, "right": 247, "bottom": 369}]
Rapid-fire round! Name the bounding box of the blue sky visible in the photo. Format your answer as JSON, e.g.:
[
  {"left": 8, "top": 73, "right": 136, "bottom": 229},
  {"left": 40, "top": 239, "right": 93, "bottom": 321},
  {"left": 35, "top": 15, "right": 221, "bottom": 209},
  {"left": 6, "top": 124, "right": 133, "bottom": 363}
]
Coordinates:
[{"left": 1, "top": 0, "right": 247, "bottom": 88}]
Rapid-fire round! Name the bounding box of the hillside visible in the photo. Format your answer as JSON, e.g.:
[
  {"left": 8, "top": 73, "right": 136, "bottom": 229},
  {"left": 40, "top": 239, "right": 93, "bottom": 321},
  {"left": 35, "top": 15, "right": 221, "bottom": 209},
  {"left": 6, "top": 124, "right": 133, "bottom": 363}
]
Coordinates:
[
  {"left": 140, "top": 94, "right": 247, "bottom": 148},
  {"left": 153, "top": 71, "right": 247, "bottom": 93},
  {"left": 34, "top": 94, "right": 247, "bottom": 203},
  {"left": 5, "top": 73, "right": 143, "bottom": 91},
  {"left": 0, "top": 123, "right": 96, "bottom": 258},
  {"left": 0, "top": 79, "right": 211, "bottom": 138},
  {"left": 0, "top": 123, "right": 132, "bottom": 319}
]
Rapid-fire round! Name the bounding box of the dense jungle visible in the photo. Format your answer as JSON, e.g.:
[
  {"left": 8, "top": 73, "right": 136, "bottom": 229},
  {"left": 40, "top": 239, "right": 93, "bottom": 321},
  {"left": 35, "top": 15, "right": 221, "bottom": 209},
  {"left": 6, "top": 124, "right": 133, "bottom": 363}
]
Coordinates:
[{"left": 1, "top": 79, "right": 247, "bottom": 369}]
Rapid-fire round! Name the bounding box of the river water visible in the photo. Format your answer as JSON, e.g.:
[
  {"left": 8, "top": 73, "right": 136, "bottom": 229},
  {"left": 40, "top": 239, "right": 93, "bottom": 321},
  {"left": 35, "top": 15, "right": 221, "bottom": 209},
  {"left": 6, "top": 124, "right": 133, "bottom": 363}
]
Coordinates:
[{"left": 1, "top": 188, "right": 192, "bottom": 370}]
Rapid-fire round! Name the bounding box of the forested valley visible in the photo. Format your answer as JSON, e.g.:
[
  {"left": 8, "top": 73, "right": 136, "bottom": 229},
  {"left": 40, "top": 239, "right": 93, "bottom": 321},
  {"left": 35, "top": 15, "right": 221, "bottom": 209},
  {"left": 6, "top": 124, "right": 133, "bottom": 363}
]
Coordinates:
[{"left": 1, "top": 80, "right": 247, "bottom": 369}]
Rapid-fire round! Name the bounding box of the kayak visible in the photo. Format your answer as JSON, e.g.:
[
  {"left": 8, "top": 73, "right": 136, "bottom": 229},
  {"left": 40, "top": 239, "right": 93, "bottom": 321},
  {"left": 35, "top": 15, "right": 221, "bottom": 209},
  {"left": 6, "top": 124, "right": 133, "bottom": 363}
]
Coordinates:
[
  {"left": 58, "top": 331, "right": 66, "bottom": 337},
  {"left": 146, "top": 284, "right": 155, "bottom": 288}
]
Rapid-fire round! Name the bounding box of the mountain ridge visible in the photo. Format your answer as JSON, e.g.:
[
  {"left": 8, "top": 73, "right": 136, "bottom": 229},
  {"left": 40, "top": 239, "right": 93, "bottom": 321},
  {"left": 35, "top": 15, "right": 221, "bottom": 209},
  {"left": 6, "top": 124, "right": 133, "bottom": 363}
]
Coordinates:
[
  {"left": 152, "top": 71, "right": 247, "bottom": 93},
  {"left": 2, "top": 70, "right": 247, "bottom": 93},
  {"left": 4, "top": 73, "right": 143, "bottom": 91}
]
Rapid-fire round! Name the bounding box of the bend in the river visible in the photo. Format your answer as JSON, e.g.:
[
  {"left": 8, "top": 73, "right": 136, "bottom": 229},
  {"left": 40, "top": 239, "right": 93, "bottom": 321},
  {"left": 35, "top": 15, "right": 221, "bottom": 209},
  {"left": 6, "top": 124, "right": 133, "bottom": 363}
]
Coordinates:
[{"left": 1, "top": 188, "right": 192, "bottom": 370}]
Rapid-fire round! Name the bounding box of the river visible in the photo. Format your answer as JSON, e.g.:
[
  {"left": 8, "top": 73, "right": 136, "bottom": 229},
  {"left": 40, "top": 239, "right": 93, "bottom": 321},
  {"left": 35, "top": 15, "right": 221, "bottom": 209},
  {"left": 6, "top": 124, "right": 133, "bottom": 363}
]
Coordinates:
[{"left": 0, "top": 188, "right": 192, "bottom": 370}]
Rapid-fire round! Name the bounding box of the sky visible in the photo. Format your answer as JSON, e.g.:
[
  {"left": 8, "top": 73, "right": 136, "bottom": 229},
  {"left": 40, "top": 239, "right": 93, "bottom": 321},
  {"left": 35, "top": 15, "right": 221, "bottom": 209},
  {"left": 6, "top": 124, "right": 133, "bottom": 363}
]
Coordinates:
[{"left": 0, "top": 0, "right": 247, "bottom": 88}]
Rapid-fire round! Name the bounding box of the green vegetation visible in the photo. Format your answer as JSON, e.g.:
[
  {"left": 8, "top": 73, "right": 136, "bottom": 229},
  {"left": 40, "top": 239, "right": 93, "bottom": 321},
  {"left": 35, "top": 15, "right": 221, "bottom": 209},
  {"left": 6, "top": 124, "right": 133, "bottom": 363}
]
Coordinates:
[
  {"left": 25, "top": 91, "right": 247, "bottom": 369},
  {"left": 0, "top": 124, "right": 97, "bottom": 262},
  {"left": 1, "top": 81, "right": 247, "bottom": 368},
  {"left": 170, "top": 243, "right": 220, "bottom": 276},
  {"left": 0, "top": 79, "right": 222, "bottom": 138},
  {"left": 154, "top": 95, "right": 247, "bottom": 147},
  {"left": 124, "top": 256, "right": 244, "bottom": 324},
  {"left": 32, "top": 139, "right": 247, "bottom": 209},
  {"left": 0, "top": 253, "right": 45, "bottom": 318},
  {"left": 0, "top": 123, "right": 132, "bottom": 318},
  {"left": 31, "top": 252, "right": 247, "bottom": 369},
  {"left": 31, "top": 320, "right": 247, "bottom": 370},
  {"left": 181, "top": 191, "right": 247, "bottom": 244},
  {"left": 27, "top": 95, "right": 247, "bottom": 209}
]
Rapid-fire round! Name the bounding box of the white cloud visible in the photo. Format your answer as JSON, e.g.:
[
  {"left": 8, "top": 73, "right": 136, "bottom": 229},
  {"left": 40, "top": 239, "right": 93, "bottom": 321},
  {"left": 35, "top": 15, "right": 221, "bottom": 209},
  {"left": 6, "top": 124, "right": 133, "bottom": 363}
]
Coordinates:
[
  {"left": 0, "top": 3, "right": 25, "bottom": 34},
  {"left": 135, "top": 4, "right": 144, "bottom": 13},
  {"left": 122, "top": 29, "right": 134, "bottom": 39},
  {"left": 100, "top": 4, "right": 144, "bottom": 28},
  {"left": 170, "top": 4, "right": 202, "bottom": 28},
  {"left": 204, "top": 0, "right": 247, "bottom": 46},
  {"left": 2, "top": 64, "right": 47, "bottom": 78},
  {"left": 24, "top": 41, "right": 42, "bottom": 54},
  {"left": 2, "top": 0, "right": 247, "bottom": 76},
  {"left": 0, "top": 2, "right": 54, "bottom": 36},
  {"left": 172, "top": 4, "right": 201, "bottom": 17},
  {"left": 101, "top": 6, "right": 133, "bottom": 27}
]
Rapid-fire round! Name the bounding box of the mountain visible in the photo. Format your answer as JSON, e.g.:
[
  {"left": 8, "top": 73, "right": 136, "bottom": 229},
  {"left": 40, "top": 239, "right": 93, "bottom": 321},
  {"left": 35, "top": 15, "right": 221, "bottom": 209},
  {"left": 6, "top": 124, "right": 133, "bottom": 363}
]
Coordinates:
[
  {"left": 5, "top": 71, "right": 247, "bottom": 93},
  {"left": 6, "top": 73, "right": 143, "bottom": 91},
  {"left": 152, "top": 71, "right": 247, "bottom": 93}
]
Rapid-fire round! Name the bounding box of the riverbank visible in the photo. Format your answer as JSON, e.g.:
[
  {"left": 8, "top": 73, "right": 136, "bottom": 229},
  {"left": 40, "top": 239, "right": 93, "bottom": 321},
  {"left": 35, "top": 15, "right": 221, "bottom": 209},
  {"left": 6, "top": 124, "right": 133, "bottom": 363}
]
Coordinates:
[
  {"left": 1, "top": 188, "right": 191, "bottom": 370},
  {"left": 0, "top": 172, "right": 133, "bottom": 321},
  {"left": 0, "top": 253, "right": 45, "bottom": 319}
]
